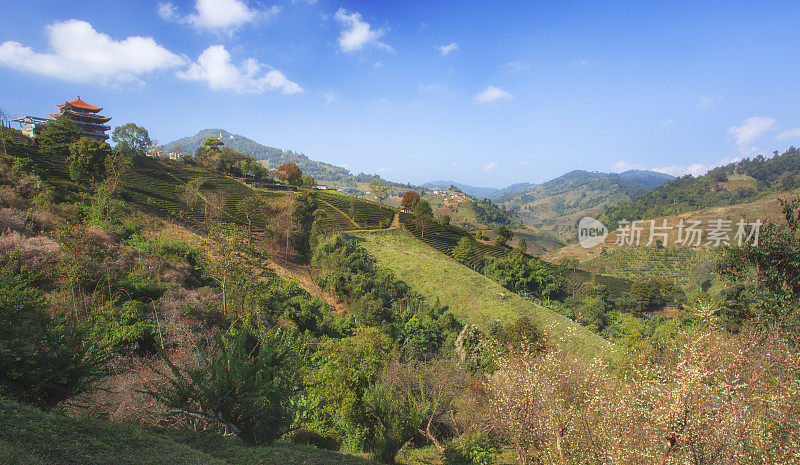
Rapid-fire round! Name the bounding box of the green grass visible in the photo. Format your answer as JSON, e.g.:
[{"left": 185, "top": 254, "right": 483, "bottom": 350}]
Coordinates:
[
  {"left": 347, "top": 229, "right": 611, "bottom": 357},
  {"left": 0, "top": 397, "right": 379, "bottom": 465}
]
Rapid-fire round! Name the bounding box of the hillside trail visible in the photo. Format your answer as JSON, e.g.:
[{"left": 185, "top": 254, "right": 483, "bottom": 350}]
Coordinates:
[{"left": 266, "top": 257, "right": 349, "bottom": 316}]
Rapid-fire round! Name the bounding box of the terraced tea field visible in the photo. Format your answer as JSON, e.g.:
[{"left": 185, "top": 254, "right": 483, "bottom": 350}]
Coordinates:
[
  {"left": 399, "top": 213, "right": 510, "bottom": 269},
  {"left": 315, "top": 190, "right": 395, "bottom": 231}
]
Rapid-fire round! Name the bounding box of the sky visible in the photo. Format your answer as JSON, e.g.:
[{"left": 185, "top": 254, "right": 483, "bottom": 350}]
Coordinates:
[{"left": 1, "top": 0, "right": 799, "bottom": 187}]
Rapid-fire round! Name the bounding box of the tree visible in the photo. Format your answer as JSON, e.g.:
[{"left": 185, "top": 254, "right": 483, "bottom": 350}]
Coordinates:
[
  {"left": 401, "top": 191, "right": 420, "bottom": 209},
  {"left": 237, "top": 195, "right": 272, "bottom": 244},
  {"left": 301, "top": 174, "right": 316, "bottom": 187},
  {"left": 452, "top": 237, "right": 477, "bottom": 266},
  {"left": 413, "top": 199, "right": 434, "bottom": 240},
  {"left": 154, "top": 325, "right": 303, "bottom": 445},
  {"left": 717, "top": 198, "right": 800, "bottom": 326},
  {"left": 516, "top": 238, "right": 527, "bottom": 254},
  {"left": 111, "top": 123, "right": 153, "bottom": 159},
  {"left": 204, "top": 224, "right": 250, "bottom": 317},
  {"left": 67, "top": 137, "right": 112, "bottom": 185},
  {"left": 482, "top": 253, "right": 564, "bottom": 299},
  {"left": 0, "top": 106, "right": 9, "bottom": 155},
  {"left": 277, "top": 162, "right": 303, "bottom": 186},
  {"left": 370, "top": 180, "right": 389, "bottom": 204},
  {"left": 305, "top": 328, "right": 388, "bottom": 450},
  {"left": 438, "top": 215, "right": 450, "bottom": 227},
  {"left": 495, "top": 226, "right": 513, "bottom": 246},
  {"left": 37, "top": 115, "right": 81, "bottom": 158}
]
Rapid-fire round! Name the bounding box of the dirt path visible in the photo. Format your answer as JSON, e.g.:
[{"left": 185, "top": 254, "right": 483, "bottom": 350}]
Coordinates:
[
  {"left": 266, "top": 258, "right": 349, "bottom": 315},
  {"left": 319, "top": 199, "right": 360, "bottom": 229}
]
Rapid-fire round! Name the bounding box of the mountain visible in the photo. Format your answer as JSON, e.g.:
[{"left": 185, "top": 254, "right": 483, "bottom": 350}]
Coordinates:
[
  {"left": 599, "top": 147, "right": 800, "bottom": 228},
  {"left": 162, "top": 128, "right": 352, "bottom": 184},
  {"left": 492, "top": 169, "right": 674, "bottom": 242},
  {"left": 616, "top": 169, "right": 674, "bottom": 189}
]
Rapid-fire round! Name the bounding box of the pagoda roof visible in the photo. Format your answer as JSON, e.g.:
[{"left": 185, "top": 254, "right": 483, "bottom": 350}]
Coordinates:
[
  {"left": 50, "top": 109, "right": 111, "bottom": 123},
  {"left": 56, "top": 97, "right": 103, "bottom": 112}
]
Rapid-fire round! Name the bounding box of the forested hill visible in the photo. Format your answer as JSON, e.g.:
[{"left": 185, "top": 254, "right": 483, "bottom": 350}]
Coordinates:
[
  {"left": 162, "top": 128, "right": 351, "bottom": 182},
  {"left": 492, "top": 169, "right": 673, "bottom": 241},
  {"left": 599, "top": 146, "right": 800, "bottom": 227}
]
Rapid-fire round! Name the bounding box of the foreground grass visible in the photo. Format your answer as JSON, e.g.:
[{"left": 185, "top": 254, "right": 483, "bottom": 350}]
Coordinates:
[
  {"left": 348, "top": 229, "right": 611, "bottom": 357},
  {"left": 0, "top": 398, "right": 379, "bottom": 465}
]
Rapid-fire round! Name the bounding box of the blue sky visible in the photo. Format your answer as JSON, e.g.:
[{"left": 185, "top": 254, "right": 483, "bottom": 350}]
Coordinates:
[{"left": 1, "top": 0, "right": 799, "bottom": 187}]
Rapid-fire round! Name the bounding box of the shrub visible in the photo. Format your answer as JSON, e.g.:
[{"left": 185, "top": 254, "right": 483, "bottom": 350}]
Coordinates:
[
  {"left": 153, "top": 325, "right": 303, "bottom": 445},
  {"left": 0, "top": 251, "right": 102, "bottom": 409},
  {"left": 443, "top": 431, "right": 500, "bottom": 465},
  {"left": 87, "top": 300, "right": 158, "bottom": 356},
  {"left": 289, "top": 429, "right": 340, "bottom": 451}
]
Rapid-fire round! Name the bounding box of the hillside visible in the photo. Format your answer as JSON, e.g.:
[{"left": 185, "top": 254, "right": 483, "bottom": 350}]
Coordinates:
[
  {"left": 348, "top": 229, "right": 612, "bottom": 356},
  {"left": 493, "top": 169, "right": 673, "bottom": 241},
  {"left": 0, "top": 398, "right": 379, "bottom": 465},
  {"left": 544, "top": 189, "right": 800, "bottom": 293},
  {"left": 599, "top": 147, "right": 800, "bottom": 227},
  {"left": 162, "top": 129, "right": 353, "bottom": 185}
]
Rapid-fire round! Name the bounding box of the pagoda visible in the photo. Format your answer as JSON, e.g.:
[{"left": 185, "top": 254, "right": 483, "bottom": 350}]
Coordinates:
[{"left": 50, "top": 96, "right": 111, "bottom": 141}]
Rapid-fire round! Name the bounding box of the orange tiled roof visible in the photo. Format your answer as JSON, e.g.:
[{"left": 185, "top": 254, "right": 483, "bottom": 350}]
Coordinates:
[
  {"left": 56, "top": 97, "right": 103, "bottom": 112},
  {"left": 53, "top": 109, "right": 111, "bottom": 123}
]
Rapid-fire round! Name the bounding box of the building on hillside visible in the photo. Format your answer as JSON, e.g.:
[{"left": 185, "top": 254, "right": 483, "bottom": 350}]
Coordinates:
[
  {"left": 49, "top": 97, "right": 111, "bottom": 141},
  {"left": 10, "top": 116, "right": 51, "bottom": 138},
  {"left": 11, "top": 96, "right": 112, "bottom": 141}
]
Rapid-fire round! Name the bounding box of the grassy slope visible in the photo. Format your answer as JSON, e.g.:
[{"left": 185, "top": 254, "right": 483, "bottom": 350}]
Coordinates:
[
  {"left": 0, "top": 398, "right": 379, "bottom": 465},
  {"left": 348, "top": 229, "right": 611, "bottom": 357}
]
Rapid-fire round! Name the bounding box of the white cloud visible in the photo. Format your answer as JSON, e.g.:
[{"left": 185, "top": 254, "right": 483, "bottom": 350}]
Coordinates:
[
  {"left": 177, "top": 45, "right": 301, "bottom": 94},
  {"left": 697, "top": 96, "right": 722, "bottom": 108},
  {"left": 0, "top": 19, "right": 186, "bottom": 84},
  {"left": 159, "top": 0, "right": 280, "bottom": 32},
  {"left": 653, "top": 156, "right": 742, "bottom": 178},
  {"left": 158, "top": 2, "right": 179, "bottom": 20},
  {"left": 611, "top": 160, "right": 645, "bottom": 173},
  {"left": 520, "top": 159, "right": 530, "bottom": 166},
  {"left": 503, "top": 59, "right": 530, "bottom": 74},
  {"left": 451, "top": 161, "right": 460, "bottom": 167},
  {"left": 777, "top": 127, "right": 800, "bottom": 140},
  {"left": 474, "top": 85, "right": 513, "bottom": 104},
  {"left": 483, "top": 162, "right": 498, "bottom": 171},
  {"left": 438, "top": 42, "right": 458, "bottom": 56},
  {"left": 652, "top": 163, "right": 712, "bottom": 177},
  {"left": 727, "top": 116, "right": 776, "bottom": 154},
  {"left": 661, "top": 118, "right": 676, "bottom": 126},
  {"left": 418, "top": 83, "right": 445, "bottom": 94},
  {"left": 322, "top": 90, "right": 338, "bottom": 105},
  {"left": 334, "top": 8, "right": 390, "bottom": 53}
]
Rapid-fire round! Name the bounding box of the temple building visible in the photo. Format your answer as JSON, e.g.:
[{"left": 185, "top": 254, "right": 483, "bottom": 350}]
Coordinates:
[{"left": 49, "top": 97, "right": 111, "bottom": 141}]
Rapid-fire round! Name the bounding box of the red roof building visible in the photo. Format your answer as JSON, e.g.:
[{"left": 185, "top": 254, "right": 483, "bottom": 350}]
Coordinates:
[{"left": 51, "top": 97, "right": 111, "bottom": 141}]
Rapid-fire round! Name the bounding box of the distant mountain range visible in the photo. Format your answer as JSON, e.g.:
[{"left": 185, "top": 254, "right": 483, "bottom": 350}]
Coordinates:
[
  {"left": 489, "top": 169, "right": 674, "bottom": 241},
  {"left": 421, "top": 181, "right": 530, "bottom": 199}
]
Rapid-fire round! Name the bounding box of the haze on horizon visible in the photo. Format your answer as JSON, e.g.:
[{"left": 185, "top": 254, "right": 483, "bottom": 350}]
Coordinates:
[{"left": 0, "top": 0, "right": 798, "bottom": 188}]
